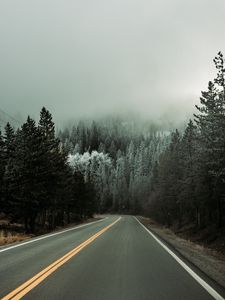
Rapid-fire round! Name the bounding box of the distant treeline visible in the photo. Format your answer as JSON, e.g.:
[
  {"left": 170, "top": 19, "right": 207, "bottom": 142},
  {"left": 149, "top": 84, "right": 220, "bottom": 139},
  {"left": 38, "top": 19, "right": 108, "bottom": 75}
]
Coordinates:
[
  {"left": 148, "top": 52, "right": 225, "bottom": 229},
  {"left": 63, "top": 123, "right": 167, "bottom": 214}
]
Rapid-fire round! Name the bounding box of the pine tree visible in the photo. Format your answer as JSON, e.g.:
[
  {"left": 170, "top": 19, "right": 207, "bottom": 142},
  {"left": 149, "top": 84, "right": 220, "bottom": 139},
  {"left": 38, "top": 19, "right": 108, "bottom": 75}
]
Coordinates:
[
  {"left": 4, "top": 122, "right": 15, "bottom": 159},
  {"left": 90, "top": 121, "right": 99, "bottom": 152},
  {"left": 0, "top": 130, "right": 5, "bottom": 213},
  {"left": 180, "top": 120, "right": 199, "bottom": 225},
  {"left": 71, "top": 170, "right": 96, "bottom": 219},
  {"left": 3, "top": 123, "right": 16, "bottom": 216},
  {"left": 4, "top": 117, "right": 43, "bottom": 232},
  {"left": 194, "top": 53, "right": 225, "bottom": 227}
]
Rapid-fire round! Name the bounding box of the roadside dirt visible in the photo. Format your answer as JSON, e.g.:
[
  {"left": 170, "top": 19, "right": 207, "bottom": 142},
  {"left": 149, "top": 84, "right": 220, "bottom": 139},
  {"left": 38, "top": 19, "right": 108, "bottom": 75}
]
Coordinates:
[{"left": 138, "top": 216, "right": 225, "bottom": 289}]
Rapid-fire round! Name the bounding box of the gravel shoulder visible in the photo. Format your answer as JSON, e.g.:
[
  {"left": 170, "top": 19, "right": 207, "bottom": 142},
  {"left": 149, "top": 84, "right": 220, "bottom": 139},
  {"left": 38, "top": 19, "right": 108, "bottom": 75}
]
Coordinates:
[{"left": 138, "top": 216, "right": 225, "bottom": 290}]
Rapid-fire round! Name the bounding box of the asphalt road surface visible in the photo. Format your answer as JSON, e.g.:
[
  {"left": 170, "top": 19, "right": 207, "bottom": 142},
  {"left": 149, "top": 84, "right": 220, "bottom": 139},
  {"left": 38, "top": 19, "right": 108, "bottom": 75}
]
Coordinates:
[{"left": 0, "top": 216, "right": 224, "bottom": 300}]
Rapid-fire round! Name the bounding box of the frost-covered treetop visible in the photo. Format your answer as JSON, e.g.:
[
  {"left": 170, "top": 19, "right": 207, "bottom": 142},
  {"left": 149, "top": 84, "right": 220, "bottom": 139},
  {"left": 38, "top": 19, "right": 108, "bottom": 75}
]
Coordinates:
[{"left": 68, "top": 151, "right": 112, "bottom": 174}]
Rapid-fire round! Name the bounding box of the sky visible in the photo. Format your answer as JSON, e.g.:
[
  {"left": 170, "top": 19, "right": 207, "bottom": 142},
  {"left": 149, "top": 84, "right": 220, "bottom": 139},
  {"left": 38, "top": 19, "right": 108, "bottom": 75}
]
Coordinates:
[{"left": 0, "top": 0, "right": 225, "bottom": 125}]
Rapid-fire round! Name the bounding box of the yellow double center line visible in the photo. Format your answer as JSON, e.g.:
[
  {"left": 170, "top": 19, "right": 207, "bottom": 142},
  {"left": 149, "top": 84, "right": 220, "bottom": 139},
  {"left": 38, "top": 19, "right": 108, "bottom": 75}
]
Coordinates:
[{"left": 2, "top": 217, "right": 121, "bottom": 300}]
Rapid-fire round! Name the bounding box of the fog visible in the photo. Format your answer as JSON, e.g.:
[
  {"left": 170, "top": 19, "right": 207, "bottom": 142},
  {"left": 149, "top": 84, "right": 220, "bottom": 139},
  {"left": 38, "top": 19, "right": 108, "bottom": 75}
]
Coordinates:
[{"left": 0, "top": 0, "right": 225, "bottom": 125}]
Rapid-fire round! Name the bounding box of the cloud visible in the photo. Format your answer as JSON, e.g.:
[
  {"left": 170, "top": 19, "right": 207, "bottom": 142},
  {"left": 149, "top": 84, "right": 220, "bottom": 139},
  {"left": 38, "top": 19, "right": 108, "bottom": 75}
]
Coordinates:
[{"left": 0, "top": 0, "right": 225, "bottom": 124}]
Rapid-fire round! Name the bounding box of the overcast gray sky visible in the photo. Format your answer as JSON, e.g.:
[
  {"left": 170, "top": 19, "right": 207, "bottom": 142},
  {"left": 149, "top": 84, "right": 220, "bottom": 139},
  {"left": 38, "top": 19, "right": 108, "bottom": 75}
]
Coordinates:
[{"left": 0, "top": 0, "right": 225, "bottom": 124}]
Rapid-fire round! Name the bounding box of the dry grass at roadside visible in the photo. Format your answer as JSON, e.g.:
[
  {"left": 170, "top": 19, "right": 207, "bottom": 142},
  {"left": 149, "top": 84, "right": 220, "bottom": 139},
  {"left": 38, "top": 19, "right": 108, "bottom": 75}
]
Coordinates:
[
  {"left": 0, "top": 230, "right": 30, "bottom": 246},
  {"left": 0, "top": 215, "right": 102, "bottom": 247}
]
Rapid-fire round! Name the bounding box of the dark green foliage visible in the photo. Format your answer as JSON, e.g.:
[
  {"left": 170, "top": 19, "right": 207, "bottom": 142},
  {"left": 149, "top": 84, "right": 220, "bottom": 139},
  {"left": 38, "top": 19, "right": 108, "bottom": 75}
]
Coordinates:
[
  {"left": 0, "top": 130, "right": 5, "bottom": 212},
  {"left": 4, "top": 122, "right": 15, "bottom": 159},
  {"left": 0, "top": 108, "right": 96, "bottom": 233},
  {"left": 7, "top": 117, "right": 44, "bottom": 232},
  {"left": 148, "top": 52, "right": 225, "bottom": 229}
]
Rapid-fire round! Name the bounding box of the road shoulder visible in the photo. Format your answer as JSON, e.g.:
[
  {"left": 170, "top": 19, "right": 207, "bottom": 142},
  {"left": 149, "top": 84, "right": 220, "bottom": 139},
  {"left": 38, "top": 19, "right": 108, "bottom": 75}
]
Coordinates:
[{"left": 137, "top": 216, "right": 225, "bottom": 298}]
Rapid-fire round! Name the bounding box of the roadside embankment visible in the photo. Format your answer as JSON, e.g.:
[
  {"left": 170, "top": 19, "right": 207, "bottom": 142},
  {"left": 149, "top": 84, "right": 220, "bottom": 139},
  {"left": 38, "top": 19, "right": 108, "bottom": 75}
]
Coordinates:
[{"left": 138, "top": 216, "right": 225, "bottom": 290}]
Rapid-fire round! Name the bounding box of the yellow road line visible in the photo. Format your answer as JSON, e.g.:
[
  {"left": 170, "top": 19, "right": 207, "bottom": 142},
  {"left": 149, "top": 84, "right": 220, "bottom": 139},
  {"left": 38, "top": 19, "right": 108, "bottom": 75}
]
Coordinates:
[{"left": 1, "top": 217, "right": 121, "bottom": 300}]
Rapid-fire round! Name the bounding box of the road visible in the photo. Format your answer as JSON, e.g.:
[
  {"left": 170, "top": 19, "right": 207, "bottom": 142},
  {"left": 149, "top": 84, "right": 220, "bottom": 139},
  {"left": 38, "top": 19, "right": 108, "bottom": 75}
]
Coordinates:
[{"left": 0, "top": 216, "right": 224, "bottom": 300}]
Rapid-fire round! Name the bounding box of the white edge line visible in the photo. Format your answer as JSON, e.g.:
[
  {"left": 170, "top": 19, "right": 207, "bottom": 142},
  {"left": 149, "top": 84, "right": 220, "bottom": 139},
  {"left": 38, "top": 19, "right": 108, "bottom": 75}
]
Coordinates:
[
  {"left": 0, "top": 217, "right": 108, "bottom": 253},
  {"left": 134, "top": 216, "right": 224, "bottom": 300}
]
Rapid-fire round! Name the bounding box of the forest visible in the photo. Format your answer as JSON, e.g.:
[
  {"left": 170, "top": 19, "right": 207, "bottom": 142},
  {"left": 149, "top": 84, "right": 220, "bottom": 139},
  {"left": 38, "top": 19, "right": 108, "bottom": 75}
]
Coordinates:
[{"left": 0, "top": 52, "right": 225, "bottom": 233}]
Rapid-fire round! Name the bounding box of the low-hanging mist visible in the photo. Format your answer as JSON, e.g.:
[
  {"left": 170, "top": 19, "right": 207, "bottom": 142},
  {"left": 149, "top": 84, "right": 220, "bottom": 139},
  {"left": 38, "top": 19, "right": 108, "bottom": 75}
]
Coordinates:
[{"left": 0, "top": 0, "right": 225, "bottom": 124}]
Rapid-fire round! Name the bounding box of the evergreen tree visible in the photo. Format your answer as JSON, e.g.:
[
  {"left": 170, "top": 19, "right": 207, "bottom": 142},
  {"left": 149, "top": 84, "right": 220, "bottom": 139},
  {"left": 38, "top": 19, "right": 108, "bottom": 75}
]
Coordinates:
[
  {"left": 90, "top": 121, "right": 99, "bottom": 152},
  {"left": 4, "top": 122, "right": 15, "bottom": 159},
  {"left": 0, "top": 130, "right": 5, "bottom": 212},
  {"left": 5, "top": 117, "right": 43, "bottom": 232},
  {"left": 38, "top": 107, "right": 61, "bottom": 227},
  {"left": 194, "top": 53, "right": 225, "bottom": 227}
]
